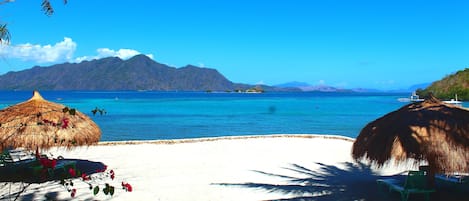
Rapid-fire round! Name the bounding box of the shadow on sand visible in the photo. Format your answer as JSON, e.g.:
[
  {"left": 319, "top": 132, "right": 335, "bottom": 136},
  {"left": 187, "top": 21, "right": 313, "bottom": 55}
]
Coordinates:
[
  {"left": 0, "top": 159, "right": 106, "bottom": 183},
  {"left": 0, "top": 159, "right": 106, "bottom": 201},
  {"left": 216, "top": 162, "right": 469, "bottom": 201}
]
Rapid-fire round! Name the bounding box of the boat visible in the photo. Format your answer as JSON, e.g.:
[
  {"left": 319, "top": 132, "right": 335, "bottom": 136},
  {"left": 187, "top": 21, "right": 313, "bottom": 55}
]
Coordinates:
[
  {"left": 409, "top": 91, "right": 424, "bottom": 102},
  {"left": 443, "top": 94, "right": 463, "bottom": 106},
  {"left": 398, "top": 91, "right": 424, "bottom": 102}
]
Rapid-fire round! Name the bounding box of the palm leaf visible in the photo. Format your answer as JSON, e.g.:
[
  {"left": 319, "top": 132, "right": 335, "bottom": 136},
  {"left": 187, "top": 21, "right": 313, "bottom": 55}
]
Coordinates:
[
  {"left": 0, "top": 24, "right": 10, "bottom": 44},
  {"left": 41, "top": 0, "right": 54, "bottom": 16},
  {"left": 42, "top": 0, "right": 68, "bottom": 16}
]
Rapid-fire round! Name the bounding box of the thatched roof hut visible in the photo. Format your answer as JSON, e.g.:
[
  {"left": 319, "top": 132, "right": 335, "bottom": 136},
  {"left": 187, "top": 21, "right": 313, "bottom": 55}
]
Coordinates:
[
  {"left": 0, "top": 91, "right": 101, "bottom": 152},
  {"left": 352, "top": 95, "right": 469, "bottom": 174}
]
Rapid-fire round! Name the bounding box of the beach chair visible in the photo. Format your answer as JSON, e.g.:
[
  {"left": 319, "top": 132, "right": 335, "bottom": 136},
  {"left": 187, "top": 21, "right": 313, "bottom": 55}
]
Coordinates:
[
  {"left": 377, "top": 170, "right": 435, "bottom": 201},
  {"left": 0, "top": 152, "right": 6, "bottom": 167},
  {"left": 435, "top": 174, "right": 469, "bottom": 184},
  {"left": 0, "top": 148, "right": 35, "bottom": 166},
  {"left": 7, "top": 148, "right": 35, "bottom": 162}
]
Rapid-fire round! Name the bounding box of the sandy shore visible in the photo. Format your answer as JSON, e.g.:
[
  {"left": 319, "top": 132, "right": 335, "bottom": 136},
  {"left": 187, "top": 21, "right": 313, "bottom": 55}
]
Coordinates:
[{"left": 0, "top": 134, "right": 459, "bottom": 201}]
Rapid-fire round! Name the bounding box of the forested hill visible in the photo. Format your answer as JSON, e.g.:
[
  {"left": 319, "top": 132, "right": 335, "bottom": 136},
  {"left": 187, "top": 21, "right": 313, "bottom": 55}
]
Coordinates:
[
  {"left": 418, "top": 68, "right": 469, "bottom": 100},
  {"left": 0, "top": 55, "right": 253, "bottom": 91}
]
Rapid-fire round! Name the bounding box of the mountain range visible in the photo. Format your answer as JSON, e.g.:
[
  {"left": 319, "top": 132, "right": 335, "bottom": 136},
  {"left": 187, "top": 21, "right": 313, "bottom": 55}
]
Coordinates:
[
  {"left": 0, "top": 55, "right": 273, "bottom": 91},
  {"left": 274, "top": 82, "right": 349, "bottom": 92},
  {"left": 0, "top": 54, "right": 452, "bottom": 93},
  {"left": 274, "top": 81, "right": 431, "bottom": 93}
]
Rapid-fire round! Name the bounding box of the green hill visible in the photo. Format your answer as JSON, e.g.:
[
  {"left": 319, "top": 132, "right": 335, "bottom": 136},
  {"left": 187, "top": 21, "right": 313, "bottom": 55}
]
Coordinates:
[
  {"left": 0, "top": 55, "right": 299, "bottom": 92},
  {"left": 417, "top": 68, "right": 469, "bottom": 101},
  {"left": 0, "top": 55, "right": 241, "bottom": 91}
]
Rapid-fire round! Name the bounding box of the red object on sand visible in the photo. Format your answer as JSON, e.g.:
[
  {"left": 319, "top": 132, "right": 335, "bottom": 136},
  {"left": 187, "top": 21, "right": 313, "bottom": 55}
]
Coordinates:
[
  {"left": 71, "top": 188, "right": 76, "bottom": 197},
  {"left": 121, "top": 182, "right": 133, "bottom": 192},
  {"left": 109, "top": 170, "right": 115, "bottom": 180},
  {"left": 81, "top": 173, "right": 90, "bottom": 181}
]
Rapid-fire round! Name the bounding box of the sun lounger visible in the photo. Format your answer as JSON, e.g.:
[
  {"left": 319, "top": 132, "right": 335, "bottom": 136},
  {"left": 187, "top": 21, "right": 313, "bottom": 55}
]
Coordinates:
[
  {"left": 435, "top": 174, "right": 469, "bottom": 184},
  {"left": 0, "top": 148, "right": 35, "bottom": 167},
  {"left": 7, "top": 148, "right": 36, "bottom": 162},
  {"left": 377, "top": 171, "right": 435, "bottom": 201}
]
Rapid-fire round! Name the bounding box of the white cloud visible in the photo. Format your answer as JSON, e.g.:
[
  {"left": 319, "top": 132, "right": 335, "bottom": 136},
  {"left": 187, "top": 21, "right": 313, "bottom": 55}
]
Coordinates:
[
  {"left": 255, "top": 80, "right": 266, "bottom": 85},
  {"left": 317, "top": 80, "right": 326, "bottom": 85},
  {"left": 0, "top": 37, "right": 154, "bottom": 64},
  {"left": 75, "top": 48, "right": 154, "bottom": 63},
  {"left": 97, "top": 48, "right": 150, "bottom": 60},
  {"left": 0, "top": 37, "right": 76, "bottom": 63}
]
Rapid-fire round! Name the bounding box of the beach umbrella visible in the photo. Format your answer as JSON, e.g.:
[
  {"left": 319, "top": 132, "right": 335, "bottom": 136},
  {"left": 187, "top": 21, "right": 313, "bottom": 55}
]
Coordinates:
[
  {"left": 352, "top": 95, "right": 469, "bottom": 174},
  {"left": 0, "top": 91, "right": 101, "bottom": 152}
]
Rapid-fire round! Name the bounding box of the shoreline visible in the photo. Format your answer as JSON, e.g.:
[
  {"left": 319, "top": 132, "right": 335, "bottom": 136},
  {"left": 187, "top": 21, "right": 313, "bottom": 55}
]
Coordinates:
[{"left": 96, "top": 133, "right": 355, "bottom": 146}]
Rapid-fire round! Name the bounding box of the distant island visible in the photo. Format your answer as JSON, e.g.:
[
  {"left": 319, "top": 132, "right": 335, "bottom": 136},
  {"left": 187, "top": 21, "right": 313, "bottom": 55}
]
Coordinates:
[
  {"left": 0, "top": 55, "right": 295, "bottom": 92},
  {"left": 274, "top": 81, "right": 351, "bottom": 92}
]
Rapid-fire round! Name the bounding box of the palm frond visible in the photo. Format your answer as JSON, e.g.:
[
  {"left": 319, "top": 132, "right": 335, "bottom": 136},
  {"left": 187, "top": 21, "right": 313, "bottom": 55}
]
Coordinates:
[
  {"left": 41, "top": 0, "right": 54, "bottom": 16},
  {"left": 0, "top": 0, "right": 14, "bottom": 5},
  {"left": 41, "top": 0, "right": 68, "bottom": 16},
  {"left": 0, "top": 24, "right": 11, "bottom": 44}
]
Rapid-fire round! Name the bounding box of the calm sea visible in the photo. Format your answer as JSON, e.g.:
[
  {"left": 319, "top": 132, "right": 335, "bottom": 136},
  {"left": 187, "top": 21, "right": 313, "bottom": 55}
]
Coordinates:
[{"left": 1, "top": 91, "right": 466, "bottom": 141}]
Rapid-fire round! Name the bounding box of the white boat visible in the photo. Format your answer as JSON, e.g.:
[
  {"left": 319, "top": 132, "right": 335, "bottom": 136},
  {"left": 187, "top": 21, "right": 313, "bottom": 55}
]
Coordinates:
[
  {"left": 398, "top": 91, "right": 424, "bottom": 102},
  {"left": 443, "top": 94, "right": 463, "bottom": 106}
]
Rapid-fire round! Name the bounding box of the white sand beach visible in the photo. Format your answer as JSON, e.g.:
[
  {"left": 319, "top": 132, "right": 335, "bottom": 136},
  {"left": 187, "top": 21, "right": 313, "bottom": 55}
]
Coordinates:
[{"left": 0, "top": 134, "right": 456, "bottom": 201}]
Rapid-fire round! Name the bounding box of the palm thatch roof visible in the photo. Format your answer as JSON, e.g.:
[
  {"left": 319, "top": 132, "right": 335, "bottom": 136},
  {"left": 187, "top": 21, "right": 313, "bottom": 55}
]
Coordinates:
[
  {"left": 352, "top": 95, "right": 469, "bottom": 174},
  {"left": 0, "top": 91, "right": 101, "bottom": 152}
]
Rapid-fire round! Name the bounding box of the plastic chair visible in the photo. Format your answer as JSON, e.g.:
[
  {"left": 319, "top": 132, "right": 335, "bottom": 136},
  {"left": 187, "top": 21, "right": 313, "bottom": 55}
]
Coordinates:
[{"left": 377, "top": 170, "right": 435, "bottom": 201}]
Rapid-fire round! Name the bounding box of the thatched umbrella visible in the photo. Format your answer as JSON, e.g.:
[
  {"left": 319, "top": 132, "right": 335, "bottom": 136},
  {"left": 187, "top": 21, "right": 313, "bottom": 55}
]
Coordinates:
[
  {"left": 352, "top": 95, "right": 469, "bottom": 175},
  {"left": 0, "top": 91, "right": 101, "bottom": 152}
]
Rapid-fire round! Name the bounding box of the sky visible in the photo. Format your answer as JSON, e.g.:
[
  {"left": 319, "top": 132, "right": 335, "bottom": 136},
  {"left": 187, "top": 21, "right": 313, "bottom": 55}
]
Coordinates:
[{"left": 0, "top": 0, "right": 467, "bottom": 90}]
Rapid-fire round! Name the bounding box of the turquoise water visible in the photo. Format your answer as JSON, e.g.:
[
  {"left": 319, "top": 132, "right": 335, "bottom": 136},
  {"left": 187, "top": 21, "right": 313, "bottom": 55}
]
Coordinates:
[{"left": 1, "top": 91, "right": 466, "bottom": 141}]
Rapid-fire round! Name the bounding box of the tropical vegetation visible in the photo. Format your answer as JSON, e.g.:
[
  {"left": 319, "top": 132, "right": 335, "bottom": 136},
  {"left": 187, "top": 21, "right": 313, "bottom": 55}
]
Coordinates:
[
  {"left": 417, "top": 68, "right": 469, "bottom": 101},
  {"left": 0, "top": 0, "right": 66, "bottom": 44}
]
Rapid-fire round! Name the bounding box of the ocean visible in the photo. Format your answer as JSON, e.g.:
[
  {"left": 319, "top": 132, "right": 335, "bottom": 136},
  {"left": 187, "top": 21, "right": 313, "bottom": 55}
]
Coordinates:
[{"left": 1, "top": 91, "right": 466, "bottom": 141}]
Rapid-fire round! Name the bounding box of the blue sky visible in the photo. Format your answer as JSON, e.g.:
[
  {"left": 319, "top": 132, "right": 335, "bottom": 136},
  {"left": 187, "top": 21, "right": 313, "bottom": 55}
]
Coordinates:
[{"left": 0, "top": 0, "right": 467, "bottom": 90}]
